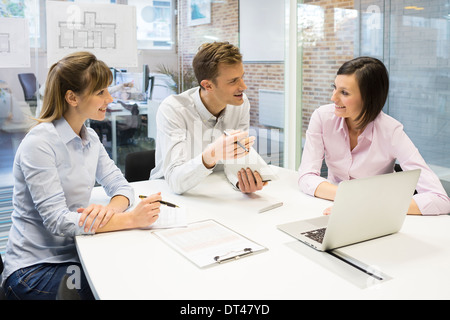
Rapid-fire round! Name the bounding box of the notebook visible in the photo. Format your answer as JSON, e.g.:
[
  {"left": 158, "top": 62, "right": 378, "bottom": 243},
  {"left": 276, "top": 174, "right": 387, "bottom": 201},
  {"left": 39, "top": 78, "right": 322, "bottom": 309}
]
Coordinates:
[
  {"left": 223, "top": 147, "right": 278, "bottom": 182},
  {"left": 277, "top": 169, "right": 420, "bottom": 251}
]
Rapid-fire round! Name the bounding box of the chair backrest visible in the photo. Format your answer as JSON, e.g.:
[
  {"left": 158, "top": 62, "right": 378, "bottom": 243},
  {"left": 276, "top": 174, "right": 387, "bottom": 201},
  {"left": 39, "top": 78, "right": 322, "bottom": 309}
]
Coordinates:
[
  {"left": 148, "top": 76, "right": 155, "bottom": 100},
  {"left": 0, "top": 255, "right": 4, "bottom": 300},
  {"left": 56, "top": 274, "right": 81, "bottom": 300},
  {"left": 18, "top": 73, "right": 38, "bottom": 101},
  {"left": 125, "top": 149, "right": 156, "bottom": 182}
]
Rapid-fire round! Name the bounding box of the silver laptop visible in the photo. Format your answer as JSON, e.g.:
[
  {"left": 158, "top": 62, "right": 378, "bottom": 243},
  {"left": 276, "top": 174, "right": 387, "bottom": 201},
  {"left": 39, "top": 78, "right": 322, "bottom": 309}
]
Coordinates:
[{"left": 277, "top": 169, "right": 420, "bottom": 251}]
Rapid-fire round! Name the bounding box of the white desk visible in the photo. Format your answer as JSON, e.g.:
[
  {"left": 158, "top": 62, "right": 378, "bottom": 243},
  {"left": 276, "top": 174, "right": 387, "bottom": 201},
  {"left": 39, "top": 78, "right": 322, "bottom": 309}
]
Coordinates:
[
  {"left": 105, "top": 100, "right": 159, "bottom": 162},
  {"left": 77, "top": 167, "right": 450, "bottom": 300}
]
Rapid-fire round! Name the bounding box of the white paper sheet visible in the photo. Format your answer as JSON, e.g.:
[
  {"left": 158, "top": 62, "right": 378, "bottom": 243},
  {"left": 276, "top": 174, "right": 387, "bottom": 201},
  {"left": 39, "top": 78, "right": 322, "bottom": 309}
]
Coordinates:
[
  {"left": 146, "top": 205, "right": 187, "bottom": 230},
  {"left": 153, "top": 220, "right": 267, "bottom": 268}
]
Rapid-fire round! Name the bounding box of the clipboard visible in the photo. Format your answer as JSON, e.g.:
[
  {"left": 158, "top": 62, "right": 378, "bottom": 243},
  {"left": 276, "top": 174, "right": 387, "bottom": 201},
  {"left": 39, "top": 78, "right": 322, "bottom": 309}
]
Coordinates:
[{"left": 153, "top": 219, "right": 268, "bottom": 268}]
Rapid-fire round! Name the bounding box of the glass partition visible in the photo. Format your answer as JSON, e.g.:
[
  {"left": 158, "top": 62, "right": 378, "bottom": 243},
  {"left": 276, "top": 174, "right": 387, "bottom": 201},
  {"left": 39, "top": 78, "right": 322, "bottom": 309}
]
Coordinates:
[
  {"left": 0, "top": 0, "right": 43, "bottom": 187},
  {"left": 298, "top": 0, "right": 450, "bottom": 194},
  {"left": 387, "top": 0, "right": 450, "bottom": 193},
  {"left": 1, "top": 1, "right": 448, "bottom": 189},
  {"left": 177, "top": 0, "right": 288, "bottom": 167},
  {"left": 0, "top": 0, "right": 43, "bottom": 255}
]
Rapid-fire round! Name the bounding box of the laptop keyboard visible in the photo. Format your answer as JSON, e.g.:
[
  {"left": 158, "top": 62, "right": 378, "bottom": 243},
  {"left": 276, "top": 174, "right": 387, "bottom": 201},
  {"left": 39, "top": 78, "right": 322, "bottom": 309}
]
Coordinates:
[{"left": 301, "top": 228, "right": 326, "bottom": 244}]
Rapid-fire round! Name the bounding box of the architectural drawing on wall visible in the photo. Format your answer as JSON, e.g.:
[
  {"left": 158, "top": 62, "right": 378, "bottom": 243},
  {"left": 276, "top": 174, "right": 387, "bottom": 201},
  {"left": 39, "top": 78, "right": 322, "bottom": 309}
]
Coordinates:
[
  {"left": 47, "top": 1, "right": 137, "bottom": 68},
  {"left": 0, "top": 17, "right": 30, "bottom": 68},
  {"left": 58, "top": 12, "right": 116, "bottom": 50}
]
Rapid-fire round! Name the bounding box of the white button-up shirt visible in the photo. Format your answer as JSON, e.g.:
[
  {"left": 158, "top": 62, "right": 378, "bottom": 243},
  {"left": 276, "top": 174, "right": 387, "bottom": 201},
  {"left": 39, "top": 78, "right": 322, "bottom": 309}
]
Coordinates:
[
  {"left": 2, "top": 117, "right": 134, "bottom": 284},
  {"left": 150, "top": 87, "right": 250, "bottom": 194}
]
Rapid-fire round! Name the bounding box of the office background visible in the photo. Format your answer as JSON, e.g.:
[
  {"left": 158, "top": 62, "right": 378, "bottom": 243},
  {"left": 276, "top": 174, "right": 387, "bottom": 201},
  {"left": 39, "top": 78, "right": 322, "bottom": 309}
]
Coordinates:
[{"left": 0, "top": 0, "right": 449, "bottom": 255}]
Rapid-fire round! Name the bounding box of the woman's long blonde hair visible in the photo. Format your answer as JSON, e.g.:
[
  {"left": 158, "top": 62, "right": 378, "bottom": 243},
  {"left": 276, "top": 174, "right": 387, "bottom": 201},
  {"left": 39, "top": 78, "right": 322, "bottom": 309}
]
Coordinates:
[{"left": 37, "top": 51, "right": 112, "bottom": 124}]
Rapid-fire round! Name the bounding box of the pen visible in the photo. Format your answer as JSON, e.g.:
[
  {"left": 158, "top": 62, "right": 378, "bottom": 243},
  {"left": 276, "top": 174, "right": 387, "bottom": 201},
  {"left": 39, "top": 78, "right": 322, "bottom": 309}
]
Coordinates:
[
  {"left": 223, "top": 130, "right": 249, "bottom": 152},
  {"left": 139, "top": 195, "right": 179, "bottom": 208}
]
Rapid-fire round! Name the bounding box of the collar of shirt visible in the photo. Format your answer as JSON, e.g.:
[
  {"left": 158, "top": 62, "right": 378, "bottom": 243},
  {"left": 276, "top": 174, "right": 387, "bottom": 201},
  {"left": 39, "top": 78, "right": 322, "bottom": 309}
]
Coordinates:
[
  {"left": 54, "top": 117, "right": 91, "bottom": 148},
  {"left": 336, "top": 114, "right": 375, "bottom": 143},
  {"left": 191, "top": 87, "right": 226, "bottom": 125}
]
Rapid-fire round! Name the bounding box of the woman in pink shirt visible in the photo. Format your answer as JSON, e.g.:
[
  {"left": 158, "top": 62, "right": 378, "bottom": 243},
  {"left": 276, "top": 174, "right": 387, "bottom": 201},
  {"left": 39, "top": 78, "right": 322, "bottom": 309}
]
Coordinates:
[{"left": 298, "top": 56, "right": 450, "bottom": 215}]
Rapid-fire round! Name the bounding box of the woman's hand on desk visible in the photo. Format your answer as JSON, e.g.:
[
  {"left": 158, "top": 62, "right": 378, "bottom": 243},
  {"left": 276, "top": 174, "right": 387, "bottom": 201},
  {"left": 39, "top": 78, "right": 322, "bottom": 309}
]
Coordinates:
[
  {"left": 78, "top": 204, "right": 118, "bottom": 233},
  {"left": 78, "top": 194, "right": 131, "bottom": 233},
  {"left": 129, "top": 192, "right": 162, "bottom": 228},
  {"left": 78, "top": 193, "right": 162, "bottom": 233}
]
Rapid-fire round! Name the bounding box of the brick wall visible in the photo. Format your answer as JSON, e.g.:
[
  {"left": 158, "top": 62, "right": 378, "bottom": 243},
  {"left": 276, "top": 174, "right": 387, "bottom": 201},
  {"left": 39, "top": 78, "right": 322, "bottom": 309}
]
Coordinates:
[
  {"left": 178, "top": 0, "right": 239, "bottom": 88},
  {"left": 178, "top": 0, "right": 356, "bottom": 137},
  {"left": 177, "top": 0, "right": 450, "bottom": 175},
  {"left": 301, "top": 0, "right": 356, "bottom": 136},
  {"left": 178, "top": 0, "right": 284, "bottom": 131}
]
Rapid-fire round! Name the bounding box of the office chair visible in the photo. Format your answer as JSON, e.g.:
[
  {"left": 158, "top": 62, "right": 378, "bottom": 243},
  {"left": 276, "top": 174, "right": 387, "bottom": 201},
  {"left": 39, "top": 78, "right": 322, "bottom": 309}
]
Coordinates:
[
  {"left": 125, "top": 149, "right": 156, "bottom": 182},
  {"left": 147, "top": 76, "right": 155, "bottom": 100},
  {"left": 142, "top": 64, "right": 155, "bottom": 100},
  {"left": 0, "top": 255, "right": 5, "bottom": 300},
  {"left": 17, "top": 73, "right": 39, "bottom": 107},
  {"left": 56, "top": 274, "right": 81, "bottom": 300},
  {"left": 394, "top": 164, "right": 418, "bottom": 195}
]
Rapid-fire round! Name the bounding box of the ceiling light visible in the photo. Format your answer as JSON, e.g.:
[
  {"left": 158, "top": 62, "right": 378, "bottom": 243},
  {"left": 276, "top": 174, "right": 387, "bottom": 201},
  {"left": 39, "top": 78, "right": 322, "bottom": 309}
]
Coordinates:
[{"left": 404, "top": 6, "right": 424, "bottom": 10}]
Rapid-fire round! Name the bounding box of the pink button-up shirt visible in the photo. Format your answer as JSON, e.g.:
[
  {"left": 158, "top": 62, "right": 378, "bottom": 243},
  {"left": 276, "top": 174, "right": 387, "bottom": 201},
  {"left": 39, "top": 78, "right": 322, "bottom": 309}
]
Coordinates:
[{"left": 298, "top": 104, "right": 450, "bottom": 215}]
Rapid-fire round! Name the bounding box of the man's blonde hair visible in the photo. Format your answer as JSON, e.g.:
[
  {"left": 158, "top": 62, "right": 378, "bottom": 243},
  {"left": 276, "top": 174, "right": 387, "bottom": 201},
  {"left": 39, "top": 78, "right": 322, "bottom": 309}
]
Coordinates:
[{"left": 192, "top": 42, "right": 242, "bottom": 89}]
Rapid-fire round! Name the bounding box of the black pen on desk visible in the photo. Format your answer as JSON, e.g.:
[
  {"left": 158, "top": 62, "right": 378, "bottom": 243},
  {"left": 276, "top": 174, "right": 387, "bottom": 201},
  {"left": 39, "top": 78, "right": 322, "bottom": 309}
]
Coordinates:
[
  {"left": 138, "top": 195, "right": 179, "bottom": 208},
  {"left": 223, "top": 130, "right": 249, "bottom": 152}
]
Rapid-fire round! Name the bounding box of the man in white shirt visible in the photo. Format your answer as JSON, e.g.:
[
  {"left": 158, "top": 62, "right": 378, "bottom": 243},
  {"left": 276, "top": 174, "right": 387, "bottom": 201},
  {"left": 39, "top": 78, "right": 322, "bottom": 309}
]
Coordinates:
[{"left": 150, "top": 42, "right": 266, "bottom": 194}]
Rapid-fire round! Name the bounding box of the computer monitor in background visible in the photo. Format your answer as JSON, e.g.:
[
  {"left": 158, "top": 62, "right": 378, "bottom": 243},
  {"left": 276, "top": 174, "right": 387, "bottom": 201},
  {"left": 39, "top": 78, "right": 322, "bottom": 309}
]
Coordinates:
[
  {"left": 111, "top": 67, "right": 147, "bottom": 102},
  {"left": 143, "top": 64, "right": 149, "bottom": 95},
  {"left": 142, "top": 64, "right": 155, "bottom": 101},
  {"left": 110, "top": 67, "right": 116, "bottom": 85}
]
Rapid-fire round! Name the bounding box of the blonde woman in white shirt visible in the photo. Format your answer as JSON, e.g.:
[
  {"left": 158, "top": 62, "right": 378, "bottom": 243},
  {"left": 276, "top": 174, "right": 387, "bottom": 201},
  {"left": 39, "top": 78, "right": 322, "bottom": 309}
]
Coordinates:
[{"left": 2, "top": 52, "right": 162, "bottom": 300}]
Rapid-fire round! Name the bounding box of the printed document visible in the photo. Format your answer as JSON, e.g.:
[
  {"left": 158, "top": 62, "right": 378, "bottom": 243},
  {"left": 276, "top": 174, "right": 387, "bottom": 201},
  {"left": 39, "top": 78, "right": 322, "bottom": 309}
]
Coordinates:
[
  {"left": 146, "top": 206, "right": 187, "bottom": 229},
  {"left": 153, "top": 220, "right": 267, "bottom": 268}
]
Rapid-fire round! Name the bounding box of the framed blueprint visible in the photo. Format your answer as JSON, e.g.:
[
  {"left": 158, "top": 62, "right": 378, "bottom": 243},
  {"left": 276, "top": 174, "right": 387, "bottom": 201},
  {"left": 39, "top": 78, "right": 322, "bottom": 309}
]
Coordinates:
[
  {"left": 0, "top": 17, "right": 30, "bottom": 68},
  {"left": 46, "top": 1, "right": 137, "bottom": 68}
]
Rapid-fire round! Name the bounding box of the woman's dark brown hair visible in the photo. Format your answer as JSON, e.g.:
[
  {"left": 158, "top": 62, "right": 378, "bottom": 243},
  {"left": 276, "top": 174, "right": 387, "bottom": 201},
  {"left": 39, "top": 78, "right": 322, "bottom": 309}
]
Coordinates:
[{"left": 337, "top": 56, "right": 389, "bottom": 130}]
